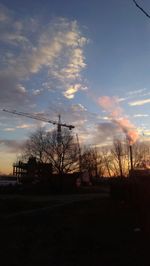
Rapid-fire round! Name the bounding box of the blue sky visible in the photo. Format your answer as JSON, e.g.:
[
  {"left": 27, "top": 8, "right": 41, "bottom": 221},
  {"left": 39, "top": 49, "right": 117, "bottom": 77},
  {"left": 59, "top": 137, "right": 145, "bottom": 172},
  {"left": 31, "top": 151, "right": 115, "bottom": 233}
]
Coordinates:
[{"left": 1, "top": 0, "right": 150, "bottom": 173}]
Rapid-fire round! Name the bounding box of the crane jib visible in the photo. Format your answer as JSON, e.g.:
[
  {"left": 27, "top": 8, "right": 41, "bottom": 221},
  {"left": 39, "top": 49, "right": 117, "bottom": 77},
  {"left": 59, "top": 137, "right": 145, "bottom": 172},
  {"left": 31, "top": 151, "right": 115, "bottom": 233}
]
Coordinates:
[{"left": 2, "top": 108, "right": 75, "bottom": 130}]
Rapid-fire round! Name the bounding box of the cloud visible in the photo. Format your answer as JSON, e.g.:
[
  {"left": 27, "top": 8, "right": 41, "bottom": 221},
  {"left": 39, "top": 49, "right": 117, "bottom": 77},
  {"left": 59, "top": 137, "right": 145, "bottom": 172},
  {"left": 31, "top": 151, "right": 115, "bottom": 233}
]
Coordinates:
[
  {"left": 71, "top": 103, "right": 87, "bottom": 112},
  {"left": 45, "top": 101, "right": 103, "bottom": 144},
  {"left": 66, "top": 85, "right": 78, "bottom": 98},
  {"left": 129, "top": 98, "right": 150, "bottom": 106},
  {"left": 75, "top": 122, "right": 123, "bottom": 147},
  {"left": 117, "top": 97, "right": 126, "bottom": 102},
  {"left": 4, "top": 128, "right": 15, "bottom": 132},
  {"left": 98, "top": 96, "right": 138, "bottom": 144},
  {"left": 63, "top": 84, "right": 85, "bottom": 99},
  {"left": 0, "top": 139, "right": 25, "bottom": 153},
  {"left": 46, "top": 101, "right": 89, "bottom": 129},
  {"left": 45, "top": 101, "right": 120, "bottom": 146},
  {"left": 0, "top": 71, "right": 29, "bottom": 107},
  {"left": 0, "top": 6, "right": 90, "bottom": 172},
  {"left": 98, "top": 96, "right": 122, "bottom": 114},
  {"left": 133, "top": 114, "right": 149, "bottom": 118},
  {"left": 143, "top": 130, "right": 150, "bottom": 136},
  {"left": 127, "top": 88, "right": 147, "bottom": 95},
  {"left": 16, "top": 124, "right": 35, "bottom": 129},
  {"left": 16, "top": 84, "right": 27, "bottom": 94},
  {"left": 0, "top": 4, "right": 12, "bottom": 23},
  {"left": 93, "top": 122, "right": 121, "bottom": 145},
  {"left": 12, "top": 18, "right": 87, "bottom": 92},
  {"left": 0, "top": 7, "right": 88, "bottom": 107},
  {"left": 102, "top": 116, "right": 109, "bottom": 120},
  {"left": 32, "top": 88, "right": 44, "bottom": 96}
]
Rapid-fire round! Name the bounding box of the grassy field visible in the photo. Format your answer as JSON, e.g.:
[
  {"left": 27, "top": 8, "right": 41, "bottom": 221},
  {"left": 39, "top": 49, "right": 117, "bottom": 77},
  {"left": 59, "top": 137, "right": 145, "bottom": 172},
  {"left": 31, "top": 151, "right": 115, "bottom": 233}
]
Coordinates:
[{"left": 0, "top": 193, "right": 149, "bottom": 266}]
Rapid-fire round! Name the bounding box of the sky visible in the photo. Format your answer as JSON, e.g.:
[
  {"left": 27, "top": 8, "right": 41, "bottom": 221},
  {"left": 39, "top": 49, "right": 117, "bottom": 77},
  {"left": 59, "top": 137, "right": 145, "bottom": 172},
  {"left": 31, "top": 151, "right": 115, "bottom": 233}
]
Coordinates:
[{"left": 1, "top": 0, "right": 150, "bottom": 174}]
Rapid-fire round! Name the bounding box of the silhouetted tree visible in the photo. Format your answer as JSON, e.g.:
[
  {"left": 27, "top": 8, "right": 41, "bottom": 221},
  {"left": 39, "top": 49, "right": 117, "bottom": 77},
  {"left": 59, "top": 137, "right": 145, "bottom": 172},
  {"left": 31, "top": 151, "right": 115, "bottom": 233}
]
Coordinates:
[
  {"left": 100, "top": 147, "right": 114, "bottom": 177},
  {"left": 111, "top": 139, "right": 127, "bottom": 177},
  {"left": 22, "top": 127, "right": 79, "bottom": 175},
  {"left": 23, "top": 128, "right": 47, "bottom": 163},
  {"left": 80, "top": 146, "right": 111, "bottom": 180},
  {"left": 44, "top": 129, "right": 79, "bottom": 175},
  {"left": 132, "top": 142, "right": 150, "bottom": 168},
  {"left": 81, "top": 147, "right": 98, "bottom": 179}
]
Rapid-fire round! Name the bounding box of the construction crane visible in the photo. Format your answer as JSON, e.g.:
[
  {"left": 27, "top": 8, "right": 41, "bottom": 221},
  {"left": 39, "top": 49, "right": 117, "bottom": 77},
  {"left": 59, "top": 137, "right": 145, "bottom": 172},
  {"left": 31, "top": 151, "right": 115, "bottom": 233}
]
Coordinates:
[{"left": 2, "top": 109, "right": 75, "bottom": 143}]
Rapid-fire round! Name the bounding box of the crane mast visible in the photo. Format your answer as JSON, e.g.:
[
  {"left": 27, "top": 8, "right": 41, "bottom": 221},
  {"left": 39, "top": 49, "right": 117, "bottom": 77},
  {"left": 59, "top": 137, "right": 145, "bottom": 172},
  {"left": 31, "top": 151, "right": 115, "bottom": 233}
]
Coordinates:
[{"left": 2, "top": 109, "right": 75, "bottom": 134}]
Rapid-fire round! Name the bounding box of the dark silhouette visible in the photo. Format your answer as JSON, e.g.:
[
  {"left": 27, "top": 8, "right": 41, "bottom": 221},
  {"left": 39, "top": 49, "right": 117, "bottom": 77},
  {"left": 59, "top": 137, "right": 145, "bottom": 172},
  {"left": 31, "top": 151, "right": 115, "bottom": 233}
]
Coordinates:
[{"left": 13, "top": 156, "right": 52, "bottom": 183}]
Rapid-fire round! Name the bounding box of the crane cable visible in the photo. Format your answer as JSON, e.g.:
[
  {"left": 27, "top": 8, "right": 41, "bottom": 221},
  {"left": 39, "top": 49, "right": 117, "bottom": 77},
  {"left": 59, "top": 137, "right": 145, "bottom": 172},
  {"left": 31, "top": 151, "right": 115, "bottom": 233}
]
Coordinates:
[{"left": 132, "top": 0, "right": 150, "bottom": 19}]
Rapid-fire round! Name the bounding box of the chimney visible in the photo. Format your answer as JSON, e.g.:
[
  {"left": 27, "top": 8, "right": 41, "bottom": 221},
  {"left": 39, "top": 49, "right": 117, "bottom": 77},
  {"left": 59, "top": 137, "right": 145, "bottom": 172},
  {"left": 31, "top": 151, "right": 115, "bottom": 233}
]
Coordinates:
[{"left": 129, "top": 145, "right": 133, "bottom": 171}]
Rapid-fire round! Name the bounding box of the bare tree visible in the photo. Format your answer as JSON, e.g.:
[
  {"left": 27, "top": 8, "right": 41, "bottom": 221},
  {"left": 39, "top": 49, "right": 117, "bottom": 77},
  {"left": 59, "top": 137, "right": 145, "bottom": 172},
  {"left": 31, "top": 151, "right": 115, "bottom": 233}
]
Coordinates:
[
  {"left": 132, "top": 141, "right": 150, "bottom": 168},
  {"left": 23, "top": 127, "right": 47, "bottom": 163},
  {"left": 44, "top": 129, "right": 79, "bottom": 175},
  {"left": 22, "top": 127, "right": 79, "bottom": 175},
  {"left": 111, "top": 139, "right": 127, "bottom": 177},
  {"left": 100, "top": 147, "right": 114, "bottom": 177},
  {"left": 81, "top": 147, "right": 99, "bottom": 179}
]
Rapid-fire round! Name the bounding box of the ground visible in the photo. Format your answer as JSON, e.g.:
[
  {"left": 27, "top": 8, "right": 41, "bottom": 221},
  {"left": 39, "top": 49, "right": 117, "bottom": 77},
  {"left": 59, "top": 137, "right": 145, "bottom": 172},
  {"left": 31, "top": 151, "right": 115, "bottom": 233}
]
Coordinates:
[{"left": 0, "top": 192, "right": 149, "bottom": 266}]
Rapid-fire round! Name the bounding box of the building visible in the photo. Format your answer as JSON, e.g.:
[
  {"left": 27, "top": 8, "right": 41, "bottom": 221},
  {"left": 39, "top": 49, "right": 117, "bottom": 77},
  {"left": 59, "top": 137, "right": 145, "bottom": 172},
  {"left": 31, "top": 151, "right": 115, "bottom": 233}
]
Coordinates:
[{"left": 13, "top": 157, "right": 52, "bottom": 183}]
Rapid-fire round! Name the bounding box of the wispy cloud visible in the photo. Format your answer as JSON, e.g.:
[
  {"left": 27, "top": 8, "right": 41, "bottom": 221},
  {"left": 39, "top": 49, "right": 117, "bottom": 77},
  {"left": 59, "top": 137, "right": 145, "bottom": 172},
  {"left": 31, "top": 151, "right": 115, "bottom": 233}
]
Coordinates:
[
  {"left": 0, "top": 4, "right": 12, "bottom": 23},
  {"left": 0, "top": 71, "right": 29, "bottom": 107},
  {"left": 94, "top": 122, "right": 121, "bottom": 145},
  {"left": 0, "top": 139, "right": 25, "bottom": 153},
  {"left": 117, "top": 97, "right": 126, "bottom": 102},
  {"left": 0, "top": 5, "right": 88, "bottom": 107},
  {"left": 129, "top": 98, "right": 150, "bottom": 106},
  {"left": 4, "top": 127, "right": 15, "bottom": 132},
  {"left": 133, "top": 114, "right": 149, "bottom": 117},
  {"left": 16, "top": 124, "right": 35, "bottom": 129},
  {"left": 127, "top": 88, "right": 147, "bottom": 95},
  {"left": 3, "top": 123, "right": 35, "bottom": 131},
  {"left": 113, "top": 88, "right": 150, "bottom": 105},
  {"left": 71, "top": 103, "right": 87, "bottom": 112}
]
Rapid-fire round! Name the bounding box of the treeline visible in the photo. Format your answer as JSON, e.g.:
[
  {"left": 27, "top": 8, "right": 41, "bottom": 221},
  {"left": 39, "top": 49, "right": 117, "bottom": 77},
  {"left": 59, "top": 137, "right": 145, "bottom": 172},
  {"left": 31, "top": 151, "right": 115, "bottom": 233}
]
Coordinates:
[{"left": 17, "top": 127, "right": 150, "bottom": 178}]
